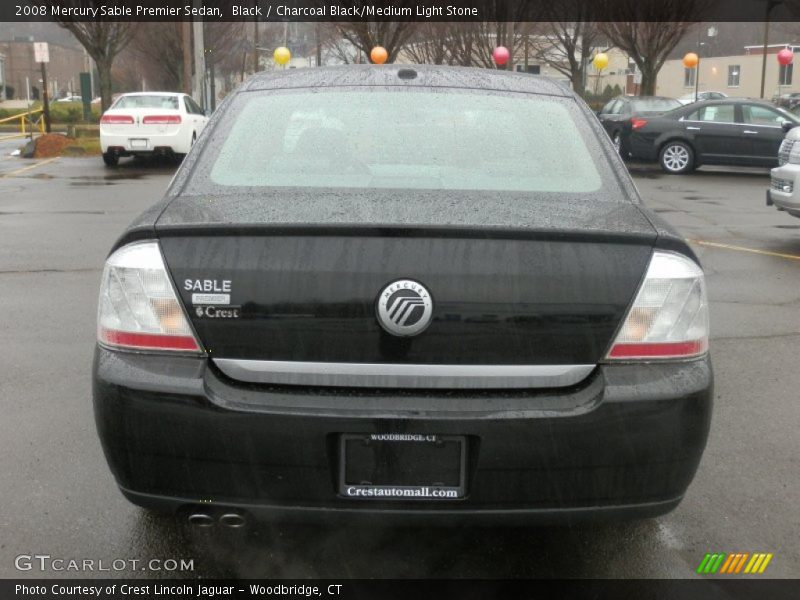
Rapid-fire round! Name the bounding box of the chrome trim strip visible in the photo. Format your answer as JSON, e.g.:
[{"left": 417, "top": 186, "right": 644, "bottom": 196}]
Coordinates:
[{"left": 213, "top": 359, "right": 595, "bottom": 390}]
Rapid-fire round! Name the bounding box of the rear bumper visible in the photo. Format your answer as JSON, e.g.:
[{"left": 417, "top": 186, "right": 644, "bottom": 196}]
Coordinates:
[
  {"left": 93, "top": 346, "right": 713, "bottom": 522},
  {"left": 100, "top": 130, "right": 191, "bottom": 155},
  {"left": 627, "top": 133, "right": 660, "bottom": 161}
]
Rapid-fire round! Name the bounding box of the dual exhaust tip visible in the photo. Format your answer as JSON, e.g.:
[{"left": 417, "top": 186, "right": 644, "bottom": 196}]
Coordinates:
[{"left": 187, "top": 511, "right": 247, "bottom": 529}]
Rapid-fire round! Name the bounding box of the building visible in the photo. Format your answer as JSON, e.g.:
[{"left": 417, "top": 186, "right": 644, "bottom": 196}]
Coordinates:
[
  {"left": 657, "top": 44, "right": 800, "bottom": 100},
  {"left": 0, "top": 37, "right": 85, "bottom": 101}
]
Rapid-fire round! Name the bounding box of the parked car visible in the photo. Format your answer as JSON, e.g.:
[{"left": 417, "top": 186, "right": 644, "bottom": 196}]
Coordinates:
[
  {"left": 767, "top": 125, "right": 800, "bottom": 218},
  {"left": 597, "top": 96, "right": 682, "bottom": 156},
  {"left": 677, "top": 91, "right": 728, "bottom": 105},
  {"left": 54, "top": 94, "right": 82, "bottom": 103},
  {"left": 94, "top": 65, "right": 712, "bottom": 524},
  {"left": 627, "top": 98, "right": 800, "bottom": 174},
  {"left": 772, "top": 92, "right": 800, "bottom": 110},
  {"left": 99, "top": 92, "right": 208, "bottom": 166}
]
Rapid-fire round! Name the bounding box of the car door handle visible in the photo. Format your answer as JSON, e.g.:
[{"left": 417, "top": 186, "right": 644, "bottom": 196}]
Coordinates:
[
  {"left": 743, "top": 130, "right": 759, "bottom": 135},
  {"left": 686, "top": 126, "right": 701, "bottom": 131}
]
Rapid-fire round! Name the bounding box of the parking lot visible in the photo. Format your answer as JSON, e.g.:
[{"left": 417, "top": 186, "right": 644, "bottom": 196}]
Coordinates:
[{"left": 0, "top": 137, "right": 798, "bottom": 579}]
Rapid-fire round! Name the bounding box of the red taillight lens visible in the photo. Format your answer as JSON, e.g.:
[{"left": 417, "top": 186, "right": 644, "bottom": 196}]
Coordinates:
[
  {"left": 100, "top": 114, "right": 134, "bottom": 124},
  {"left": 142, "top": 115, "right": 182, "bottom": 125},
  {"left": 631, "top": 118, "right": 648, "bottom": 130},
  {"left": 99, "top": 328, "right": 200, "bottom": 352},
  {"left": 608, "top": 340, "right": 708, "bottom": 359}
]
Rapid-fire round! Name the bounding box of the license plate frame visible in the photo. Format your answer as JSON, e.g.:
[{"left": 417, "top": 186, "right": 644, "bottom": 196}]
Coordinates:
[
  {"left": 129, "top": 138, "right": 149, "bottom": 149},
  {"left": 338, "top": 433, "right": 467, "bottom": 501}
]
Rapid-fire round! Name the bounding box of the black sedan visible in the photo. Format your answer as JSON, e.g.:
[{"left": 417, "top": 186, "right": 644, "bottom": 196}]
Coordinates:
[
  {"left": 627, "top": 98, "right": 800, "bottom": 174},
  {"left": 597, "top": 95, "right": 682, "bottom": 156},
  {"left": 94, "top": 66, "right": 712, "bottom": 525}
]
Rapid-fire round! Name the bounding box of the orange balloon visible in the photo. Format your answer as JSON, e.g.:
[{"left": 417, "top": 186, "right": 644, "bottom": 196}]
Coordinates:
[
  {"left": 370, "top": 46, "right": 388, "bottom": 65},
  {"left": 683, "top": 52, "right": 699, "bottom": 69}
]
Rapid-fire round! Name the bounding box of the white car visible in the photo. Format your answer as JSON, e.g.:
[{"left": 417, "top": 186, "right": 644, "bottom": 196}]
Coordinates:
[
  {"left": 99, "top": 92, "right": 208, "bottom": 166},
  {"left": 768, "top": 125, "right": 800, "bottom": 219},
  {"left": 677, "top": 91, "right": 728, "bottom": 105}
]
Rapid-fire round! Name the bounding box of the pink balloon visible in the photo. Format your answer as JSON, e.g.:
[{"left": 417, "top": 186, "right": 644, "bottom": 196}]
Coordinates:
[
  {"left": 493, "top": 46, "right": 510, "bottom": 66},
  {"left": 778, "top": 48, "right": 794, "bottom": 66}
]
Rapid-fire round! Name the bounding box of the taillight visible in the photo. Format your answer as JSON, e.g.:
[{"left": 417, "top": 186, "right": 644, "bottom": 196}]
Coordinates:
[
  {"left": 607, "top": 251, "right": 708, "bottom": 360},
  {"left": 631, "top": 118, "right": 648, "bottom": 130},
  {"left": 142, "top": 115, "right": 182, "bottom": 125},
  {"left": 100, "top": 114, "right": 134, "bottom": 124},
  {"left": 97, "top": 241, "right": 202, "bottom": 353}
]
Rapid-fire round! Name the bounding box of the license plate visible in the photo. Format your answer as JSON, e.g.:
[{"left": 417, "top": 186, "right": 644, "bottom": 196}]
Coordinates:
[
  {"left": 339, "top": 434, "right": 466, "bottom": 500},
  {"left": 129, "top": 139, "right": 148, "bottom": 148}
]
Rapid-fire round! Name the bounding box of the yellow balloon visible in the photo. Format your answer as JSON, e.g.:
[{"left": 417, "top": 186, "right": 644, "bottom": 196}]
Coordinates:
[
  {"left": 274, "top": 46, "right": 291, "bottom": 66},
  {"left": 592, "top": 53, "right": 609, "bottom": 71}
]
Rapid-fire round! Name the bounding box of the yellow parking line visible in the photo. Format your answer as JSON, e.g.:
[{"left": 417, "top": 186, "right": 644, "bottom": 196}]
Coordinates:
[
  {"left": 688, "top": 239, "right": 800, "bottom": 262},
  {"left": 0, "top": 157, "right": 59, "bottom": 178}
]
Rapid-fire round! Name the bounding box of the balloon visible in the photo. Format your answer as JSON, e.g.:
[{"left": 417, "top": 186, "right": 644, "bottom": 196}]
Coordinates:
[
  {"left": 492, "top": 46, "right": 510, "bottom": 66},
  {"left": 592, "top": 53, "right": 609, "bottom": 71},
  {"left": 273, "top": 46, "right": 291, "bottom": 66},
  {"left": 370, "top": 46, "right": 388, "bottom": 65},
  {"left": 683, "top": 52, "right": 699, "bottom": 69},
  {"left": 778, "top": 48, "right": 794, "bottom": 66}
]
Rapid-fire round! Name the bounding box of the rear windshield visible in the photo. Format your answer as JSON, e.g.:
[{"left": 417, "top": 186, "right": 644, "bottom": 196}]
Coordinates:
[
  {"left": 630, "top": 98, "right": 681, "bottom": 113},
  {"left": 194, "top": 89, "right": 606, "bottom": 194},
  {"left": 112, "top": 95, "right": 179, "bottom": 110}
]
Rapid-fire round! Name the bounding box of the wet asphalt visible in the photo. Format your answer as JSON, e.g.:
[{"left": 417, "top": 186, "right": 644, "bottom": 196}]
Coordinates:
[{"left": 0, "top": 140, "right": 797, "bottom": 579}]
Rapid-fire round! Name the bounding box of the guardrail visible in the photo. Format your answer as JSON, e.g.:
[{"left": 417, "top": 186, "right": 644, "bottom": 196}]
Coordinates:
[{"left": 0, "top": 108, "right": 46, "bottom": 140}]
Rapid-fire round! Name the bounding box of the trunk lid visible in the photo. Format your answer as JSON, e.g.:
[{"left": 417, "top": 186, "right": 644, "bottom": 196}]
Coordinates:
[{"left": 156, "top": 191, "right": 657, "bottom": 368}]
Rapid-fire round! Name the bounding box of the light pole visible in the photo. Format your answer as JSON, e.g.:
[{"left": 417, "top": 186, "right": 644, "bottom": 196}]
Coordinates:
[
  {"left": 759, "top": 0, "right": 783, "bottom": 99},
  {"left": 683, "top": 52, "right": 699, "bottom": 101}
]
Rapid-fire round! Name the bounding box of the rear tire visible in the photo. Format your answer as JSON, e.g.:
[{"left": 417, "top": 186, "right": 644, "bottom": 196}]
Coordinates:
[
  {"left": 102, "top": 151, "right": 119, "bottom": 167},
  {"left": 659, "top": 141, "right": 695, "bottom": 174}
]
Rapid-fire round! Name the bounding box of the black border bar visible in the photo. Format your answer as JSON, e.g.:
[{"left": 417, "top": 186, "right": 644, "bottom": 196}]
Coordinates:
[
  {"left": 4, "top": 0, "right": 800, "bottom": 23},
  {"left": 3, "top": 579, "right": 800, "bottom": 600}
]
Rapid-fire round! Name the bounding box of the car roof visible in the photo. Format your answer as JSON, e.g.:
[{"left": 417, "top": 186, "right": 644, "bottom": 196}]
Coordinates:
[
  {"left": 242, "top": 64, "right": 572, "bottom": 97},
  {"left": 615, "top": 95, "right": 680, "bottom": 102},
  {"left": 118, "top": 92, "right": 185, "bottom": 97},
  {"left": 684, "top": 98, "right": 780, "bottom": 107}
]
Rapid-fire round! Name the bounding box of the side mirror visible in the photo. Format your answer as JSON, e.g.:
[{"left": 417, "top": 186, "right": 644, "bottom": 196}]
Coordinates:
[{"left": 782, "top": 121, "right": 797, "bottom": 133}]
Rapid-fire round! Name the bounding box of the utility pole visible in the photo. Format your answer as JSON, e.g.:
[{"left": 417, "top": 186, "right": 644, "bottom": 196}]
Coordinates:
[
  {"left": 181, "top": 21, "right": 192, "bottom": 95},
  {"left": 192, "top": 15, "right": 205, "bottom": 109},
  {"left": 760, "top": 0, "right": 781, "bottom": 99},
  {"left": 315, "top": 22, "right": 322, "bottom": 67},
  {"left": 33, "top": 42, "right": 50, "bottom": 133}
]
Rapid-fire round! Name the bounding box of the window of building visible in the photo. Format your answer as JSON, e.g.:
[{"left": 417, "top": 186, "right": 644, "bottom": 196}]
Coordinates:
[
  {"left": 684, "top": 67, "right": 696, "bottom": 87},
  {"left": 728, "top": 65, "right": 741, "bottom": 87},
  {"left": 779, "top": 63, "right": 793, "bottom": 86}
]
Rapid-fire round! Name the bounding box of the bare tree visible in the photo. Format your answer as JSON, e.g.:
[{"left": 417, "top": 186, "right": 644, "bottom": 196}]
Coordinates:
[
  {"left": 334, "top": 8, "right": 418, "bottom": 64},
  {"left": 599, "top": 0, "right": 711, "bottom": 95},
  {"left": 404, "top": 23, "right": 457, "bottom": 65},
  {"left": 129, "top": 23, "right": 183, "bottom": 91},
  {"left": 529, "top": 3, "right": 602, "bottom": 95},
  {"left": 53, "top": 5, "right": 136, "bottom": 110},
  {"left": 204, "top": 21, "right": 247, "bottom": 107}
]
